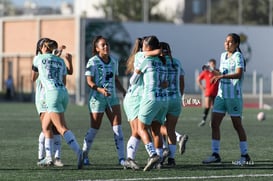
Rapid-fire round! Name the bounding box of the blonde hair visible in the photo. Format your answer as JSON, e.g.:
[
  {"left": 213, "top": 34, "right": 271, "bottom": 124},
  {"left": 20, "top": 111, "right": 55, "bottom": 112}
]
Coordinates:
[{"left": 125, "top": 38, "right": 143, "bottom": 75}]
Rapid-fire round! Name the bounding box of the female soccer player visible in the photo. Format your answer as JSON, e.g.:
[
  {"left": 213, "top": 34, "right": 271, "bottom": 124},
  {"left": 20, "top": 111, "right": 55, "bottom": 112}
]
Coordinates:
[
  {"left": 158, "top": 42, "right": 188, "bottom": 167},
  {"left": 82, "top": 35, "right": 127, "bottom": 166},
  {"left": 130, "top": 35, "right": 168, "bottom": 171},
  {"left": 35, "top": 38, "right": 73, "bottom": 167},
  {"left": 202, "top": 33, "right": 253, "bottom": 166},
  {"left": 123, "top": 37, "right": 160, "bottom": 170},
  {"left": 196, "top": 59, "right": 219, "bottom": 127},
  {"left": 32, "top": 39, "right": 83, "bottom": 169}
]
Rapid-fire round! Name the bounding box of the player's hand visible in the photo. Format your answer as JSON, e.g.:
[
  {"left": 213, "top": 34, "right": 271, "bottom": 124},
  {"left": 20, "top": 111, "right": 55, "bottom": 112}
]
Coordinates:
[
  {"left": 211, "top": 75, "right": 221, "bottom": 83},
  {"left": 65, "top": 53, "right": 72, "bottom": 62},
  {"left": 60, "top": 45, "right": 66, "bottom": 50},
  {"left": 103, "top": 88, "right": 111, "bottom": 97}
]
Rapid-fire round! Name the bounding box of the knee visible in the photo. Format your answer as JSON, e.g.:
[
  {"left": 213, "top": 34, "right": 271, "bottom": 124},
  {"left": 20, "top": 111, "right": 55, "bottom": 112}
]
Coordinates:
[{"left": 211, "top": 121, "right": 219, "bottom": 130}]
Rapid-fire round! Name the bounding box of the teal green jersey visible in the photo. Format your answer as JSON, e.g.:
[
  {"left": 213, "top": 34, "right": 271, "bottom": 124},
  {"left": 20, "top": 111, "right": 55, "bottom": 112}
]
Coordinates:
[
  {"left": 218, "top": 51, "right": 244, "bottom": 99},
  {"left": 137, "top": 56, "right": 168, "bottom": 101},
  {"left": 124, "top": 52, "right": 145, "bottom": 121},
  {"left": 85, "top": 55, "right": 119, "bottom": 98},
  {"left": 33, "top": 53, "right": 67, "bottom": 91},
  {"left": 126, "top": 52, "right": 145, "bottom": 97},
  {"left": 166, "top": 56, "right": 184, "bottom": 100}
]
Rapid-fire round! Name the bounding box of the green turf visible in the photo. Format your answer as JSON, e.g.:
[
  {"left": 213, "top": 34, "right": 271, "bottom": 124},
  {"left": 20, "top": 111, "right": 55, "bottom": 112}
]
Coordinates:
[{"left": 0, "top": 102, "right": 272, "bottom": 181}]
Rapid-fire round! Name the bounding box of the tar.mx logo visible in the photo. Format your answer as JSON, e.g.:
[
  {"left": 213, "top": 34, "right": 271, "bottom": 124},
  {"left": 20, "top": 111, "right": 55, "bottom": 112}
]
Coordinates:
[{"left": 183, "top": 97, "right": 201, "bottom": 106}]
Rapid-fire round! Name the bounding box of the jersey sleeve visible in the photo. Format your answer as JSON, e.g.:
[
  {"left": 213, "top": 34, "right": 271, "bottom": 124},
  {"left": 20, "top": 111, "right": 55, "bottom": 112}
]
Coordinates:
[
  {"left": 111, "top": 56, "right": 119, "bottom": 76},
  {"left": 85, "top": 57, "right": 96, "bottom": 76},
  {"left": 219, "top": 53, "right": 225, "bottom": 74},
  {"left": 138, "top": 58, "right": 149, "bottom": 73},
  {"left": 174, "top": 58, "right": 185, "bottom": 76},
  {"left": 32, "top": 55, "right": 39, "bottom": 70},
  {"left": 234, "top": 52, "right": 244, "bottom": 69},
  {"left": 198, "top": 71, "right": 205, "bottom": 80}
]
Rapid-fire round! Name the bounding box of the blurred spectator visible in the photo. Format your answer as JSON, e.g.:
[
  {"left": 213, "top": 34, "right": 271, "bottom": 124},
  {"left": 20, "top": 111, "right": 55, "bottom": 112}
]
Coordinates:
[{"left": 5, "top": 75, "right": 14, "bottom": 100}]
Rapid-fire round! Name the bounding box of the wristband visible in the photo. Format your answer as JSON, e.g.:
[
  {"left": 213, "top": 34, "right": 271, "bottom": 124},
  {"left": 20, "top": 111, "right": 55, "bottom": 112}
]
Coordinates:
[{"left": 92, "top": 85, "right": 98, "bottom": 91}]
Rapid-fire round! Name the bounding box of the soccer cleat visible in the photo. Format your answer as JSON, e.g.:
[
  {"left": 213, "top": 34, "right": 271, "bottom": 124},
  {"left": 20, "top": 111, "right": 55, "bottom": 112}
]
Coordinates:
[
  {"left": 123, "top": 158, "right": 140, "bottom": 170},
  {"left": 83, "top": 151, "right": 90, "bottom": 165},
  {"left": 202, "top": 153, "right": 221, "bottom": 164},
  {"left": 161, "top": 148, "right": 170, "bottom": 164},
  {"left": 37, "top": 156, "right": 53, "bottom": 167},
  {"left": 154, "top": 161, "right": 162, "bottom": 169},
  {"left": 119, "top": 158, "right": 125, "bottom": 166},
  {"left": 38, "top": 157, "right": 44, "bottom": 162},
  {"left": 143, "top": 154, "right": 160, "bottom": 171},
  {"left": 54, "top": 158, "right": 64, "bottom": 167},
  {"left": 77, "top": 150, "right": 84, "bottom": 169},
  {"left": 198, "top": 120, "right": 206, "bottom": 127},
  {"left": 178, "top": 134, "right": 188, "bottom": 155},
  {"left": 165, "top": 158, "right": 176, "bottom": 167},
  {"left": 232, "top": 154, "right": 254, "bottom": 166},
  {"left": 83, "top": 158, "right": 90, "bottom": 165}
]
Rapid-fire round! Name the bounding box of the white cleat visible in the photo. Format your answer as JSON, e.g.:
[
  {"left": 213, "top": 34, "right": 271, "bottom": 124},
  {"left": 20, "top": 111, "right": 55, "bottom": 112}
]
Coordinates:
[
  {"left": 232, "top": 154, "right": 254, "bottom": 166},
  {"left": 178, "top": 134, "right": 188, "bottom": 155}
]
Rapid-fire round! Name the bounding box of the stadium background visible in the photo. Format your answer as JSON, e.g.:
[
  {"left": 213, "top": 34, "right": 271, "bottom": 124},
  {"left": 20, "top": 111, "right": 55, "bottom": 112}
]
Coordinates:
[{"left": 1, "top": 15, "right": 273, "bottom": 107}]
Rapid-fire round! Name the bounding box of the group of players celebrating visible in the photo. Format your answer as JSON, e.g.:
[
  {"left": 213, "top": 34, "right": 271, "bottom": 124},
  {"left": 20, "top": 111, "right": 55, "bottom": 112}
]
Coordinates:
[{"left": 32, "top": 32, "right": 252, "bottom": 171}]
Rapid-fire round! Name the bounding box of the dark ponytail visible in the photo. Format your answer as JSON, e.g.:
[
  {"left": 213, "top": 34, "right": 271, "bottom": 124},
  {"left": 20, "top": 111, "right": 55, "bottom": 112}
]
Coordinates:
[
  {"left": 160, "top": 42, "right": 175, "bottom": 68},
  {"left": 228, "top": 33, "right": 246, "bottom": 71}
]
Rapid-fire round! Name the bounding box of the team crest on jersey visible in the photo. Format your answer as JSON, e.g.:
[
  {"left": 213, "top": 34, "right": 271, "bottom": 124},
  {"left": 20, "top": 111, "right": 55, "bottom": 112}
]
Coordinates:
[{"left": 230, "top": 59, "right": 235, "bottom": 67}]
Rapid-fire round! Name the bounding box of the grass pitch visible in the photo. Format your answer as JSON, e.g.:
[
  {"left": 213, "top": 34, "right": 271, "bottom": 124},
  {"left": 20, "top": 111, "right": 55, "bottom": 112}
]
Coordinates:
[{"left": 0, "top": 102, "right": 273, "bottom": 181}]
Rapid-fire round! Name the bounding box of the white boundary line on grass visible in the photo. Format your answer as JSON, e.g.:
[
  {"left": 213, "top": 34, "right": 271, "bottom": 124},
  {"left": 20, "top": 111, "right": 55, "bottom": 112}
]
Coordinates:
[{"left": 81, "top": 174, "right": 273, "bottom": 181}]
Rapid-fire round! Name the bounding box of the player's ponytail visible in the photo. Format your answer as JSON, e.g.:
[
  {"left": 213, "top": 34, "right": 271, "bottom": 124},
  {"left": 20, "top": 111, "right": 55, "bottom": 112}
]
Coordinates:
[
  {"left": 125, "top": 37, "right": 144, "bottom": 75},
  {"left": 160, "top": 42, "right": 174, "bottom": 68}
]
